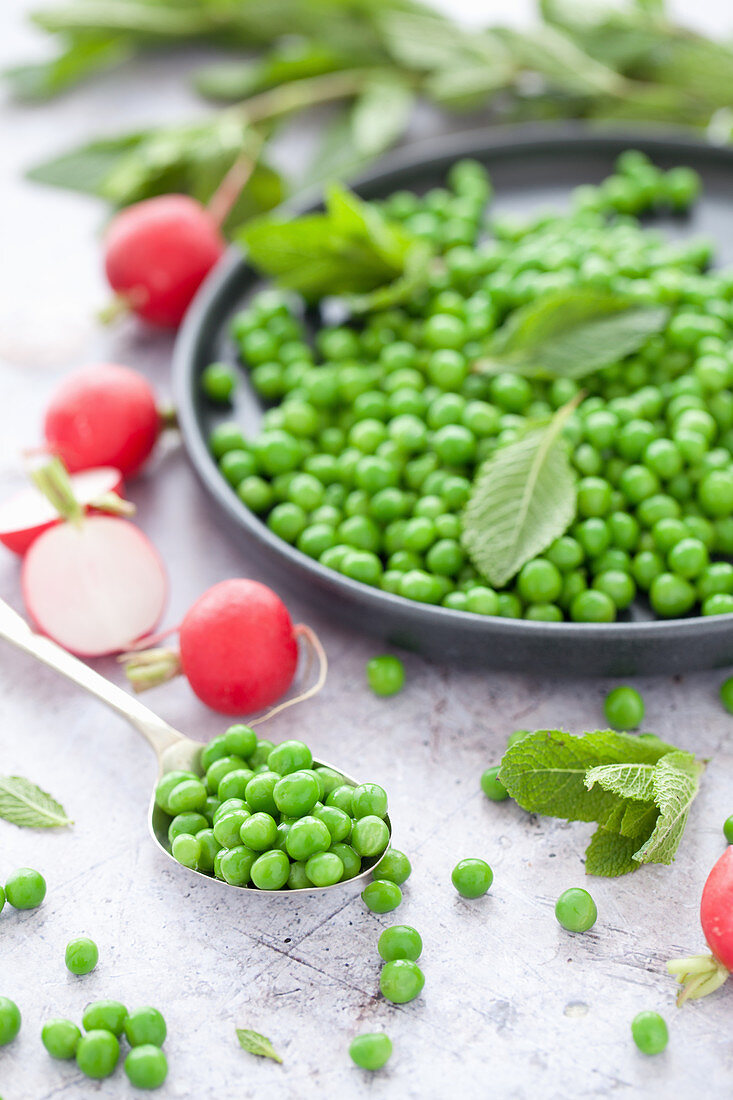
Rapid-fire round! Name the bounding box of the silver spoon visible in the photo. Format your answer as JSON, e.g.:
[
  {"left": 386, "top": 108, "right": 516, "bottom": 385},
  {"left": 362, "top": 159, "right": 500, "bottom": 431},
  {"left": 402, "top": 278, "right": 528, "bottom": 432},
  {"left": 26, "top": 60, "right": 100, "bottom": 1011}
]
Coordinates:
[{"left": 0, "top": 598, "right": 389, "bottom": 895}]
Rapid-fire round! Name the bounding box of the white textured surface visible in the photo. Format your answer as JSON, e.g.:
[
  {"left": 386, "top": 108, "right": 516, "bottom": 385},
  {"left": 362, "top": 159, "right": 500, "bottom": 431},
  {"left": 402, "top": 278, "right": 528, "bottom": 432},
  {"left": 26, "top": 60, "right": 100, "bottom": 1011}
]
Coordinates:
[{"left": 2, "top": 2, "right": 733, "bottom": 1098}]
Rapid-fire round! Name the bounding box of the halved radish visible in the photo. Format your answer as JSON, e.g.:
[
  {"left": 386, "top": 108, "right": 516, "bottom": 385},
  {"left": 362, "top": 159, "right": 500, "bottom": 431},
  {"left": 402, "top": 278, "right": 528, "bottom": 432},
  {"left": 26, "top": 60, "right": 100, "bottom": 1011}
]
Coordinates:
[
  {"left": 22, "top": 516, "right": 167, "bottom": 656},
  {"left": 0, "top": 467, "right": 124, "bottom": 555}
]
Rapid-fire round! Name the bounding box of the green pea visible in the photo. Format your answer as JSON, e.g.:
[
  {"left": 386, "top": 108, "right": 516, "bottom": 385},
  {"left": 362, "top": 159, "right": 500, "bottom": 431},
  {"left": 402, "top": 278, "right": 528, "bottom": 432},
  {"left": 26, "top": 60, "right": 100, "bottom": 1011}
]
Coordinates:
[
  {"left": 203, "top": 362, "right": 238, "bottom": 402},
  {"left": 76, "top": 1030, "right": 119, "bottom": 1078},
  {"left": 330, "top": 843, "right": 362, "bottom": 880},
  {"left": 42, "top": 1017, "right": 80, "bottom": 1059},
  {"left": 362, "top": 880, "right": 402, "bottom": 913},
  {"left": 631, "top": 1011, "right": 668, "bottom": 1055},
  {"left": 555, "top": 887, "right": 597, "bottom": 932},
  {"left": 167, "top": 778, "right": 207, "bottom": 814},
  {"left": 481, "top": 765, "right": 509, "bottom": 801},
  {"left": 366, "top": 654, "right": 405, "bottom": 696},
  {"left": 224, "top": 724, "right": 257, "bottom": 758},
  {"left": 155, "top": 769, "right": 200, "bottom": 812},
  {"left": 124, "top": 1007, "right": 167, "bottom": 1048},
  {"left": 172, "top": 833, "right": 202, "bottom": 870},
  {"left": 305, "top": 851, "right": 344, "bottom": 887},
  {"left": 378, "top": 925, "right": 422, "bottom": 962},
  {"left": 720, "top": 676, "right": 733, "bottom": 714},
  {"left": 313, "top": 805, "right": 352, "bottom": 843},
  {"left": 168, "top": 812, "right": 208, "bottom": 845},
  {"left": 451, "top": 858, "right": 493, "bottom": 898},
  {"left": 5, "top": 867, "right": 46, "bottom": 909},
  {"left": 326, "top": 785, "right": 355, "bottom": 815},
  {"left": 0, "top": 998, "right": 21, "bottom": 1046},
  {"left": 352, "top": 783, "right": 388, "bottom": 820},
  {"left": 268, "top": 740, "right": 313, "bottom": 775},
  {"left": 245, "top": 771, "right": 279, "bottom": 815},
  {"left": 604, "top": 686, "right": 645, "bottom": 731},
  {"left": 379, "top": 960, "right": 425, "bottom": 1004},
  {"left": 372, "top": 849, "right": 411, "bottom": 885},
  {"left": 125, "top": 1045, "right": 168, "bottom": 1089},
  {"left": 351, "top": 816, "right": 390, "bottom": 858},
  {"left": 250, "top": 849, "right": 290, "bottom": 890},
  {"left": 65, "top": 936, "right": 98, "bottom": 976},
  {"left": 82, "top": 1001, "right": 128, "bottom": 1036},
  {"left": 349, "top": 1032, "right": 393, "bottom": 1071}
]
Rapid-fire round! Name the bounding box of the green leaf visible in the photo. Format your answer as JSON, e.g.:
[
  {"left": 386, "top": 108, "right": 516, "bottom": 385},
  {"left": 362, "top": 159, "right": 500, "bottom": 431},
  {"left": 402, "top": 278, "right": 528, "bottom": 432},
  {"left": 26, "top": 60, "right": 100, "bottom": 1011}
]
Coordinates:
[
  {"left": 347, "top": 241, "right": 433, "bottom": 313},
  {"left": 634, "top": 752, "right": 705, "bottom": 865},
  {"left": 350, "top": 71, "right": 414, "bottom": 156},
  {"left": 461, "top": 399, "right": 578, "bottom": 587},
  {"left": 585, "top": 828, "right": 641, "bottom": 877},
  {"left": 236, "top": 1028, "right": 282, "bottom": 1064},
  {"left": 195, "top": 42, "right": 352, "bottom": 103},
  {"left": 498, "top": 728, "right": 673, "bottom": 823},
  {"left": 300, "top": 110, "right": 377, "bottom": 190},
  {"left": 585, "top": 761, "right": 657, "bottom": 803},
  {"left": 26, "top": 131, "right": 146, "bottom": 195},
  {"left": 475, "top": 289, "right": 669, "bottom": 380},
  {"left": 238, "top": 182, "right": 420, "bottom": 300},
  {"left": 499, "top": 730, "right": 702, "bottom": 877},
  {"left": 4, "top": 34, "right": 132, "bottom": 101},
  {"left": 0, "top": 776, "right": 72, "bottom": 828},
  {"left": 495, "top": 24, "right": 628, "bottom": 97}
]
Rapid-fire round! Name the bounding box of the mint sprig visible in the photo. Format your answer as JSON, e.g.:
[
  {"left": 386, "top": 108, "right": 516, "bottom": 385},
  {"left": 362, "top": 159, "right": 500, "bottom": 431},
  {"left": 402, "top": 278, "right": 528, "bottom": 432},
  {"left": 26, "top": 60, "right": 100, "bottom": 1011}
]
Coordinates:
[
  {"left": 498, "top": 730, "right": 703, "bottom": 877},
  {"left": 239, "top": 182, "right": 432, "bottom": 307}
]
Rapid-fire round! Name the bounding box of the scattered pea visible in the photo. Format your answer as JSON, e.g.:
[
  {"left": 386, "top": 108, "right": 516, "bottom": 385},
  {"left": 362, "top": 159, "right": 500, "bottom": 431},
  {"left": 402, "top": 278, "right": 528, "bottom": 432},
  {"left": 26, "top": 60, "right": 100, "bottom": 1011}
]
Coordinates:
[
  {"left": 41, "top": 1018, "right": 80, "bottom": 1059},
  {"left": 5, "top": 867, "right": 46, "bottom": 909},
  {"left": 0, "top": 997, "right": 21, "bottom": 1046},
  {"left": 379, "top": 959, "right": 425, "bottom": 1004},
  {"left": 125, "top": 1044, "right": 169, "bottom": 1089},
  {"left": 604, "top": 686, "right": 645, "bottom": 730},
  {"left": 631, "top": 1011, "right": 669, "bottom": 1055},
  {"left": 451, "top": 858, "right": 493, "bottom": 898},
  {"left": 124, "top": 1006, "right": 167, "bottom": 1048},
  {"left": 378, "top": 925, "right": 422, "bottom": 962},
  {"left": 366, "top": 654, "right": 406, "bottom": 696},
  {"left": 555, "top": 888, "right": 598, "bottom": 932},
  {"left": 65, "top": 937, "right": 99, "bottom": 976},
  {"left": 362, "top": 880, "right": 402, "bottom": 913},
  {"left": 76, "top": 1029, "right": 120, "bottom": 1079},
  {"left": 480, "top": 765, "right": 509, "bottom": 801},
  {"left": 349, "top": 1032, "right": 393, "bottom": 1071},
  {"left": 372, "top": 849, "right": 411, "bottom": 885}
]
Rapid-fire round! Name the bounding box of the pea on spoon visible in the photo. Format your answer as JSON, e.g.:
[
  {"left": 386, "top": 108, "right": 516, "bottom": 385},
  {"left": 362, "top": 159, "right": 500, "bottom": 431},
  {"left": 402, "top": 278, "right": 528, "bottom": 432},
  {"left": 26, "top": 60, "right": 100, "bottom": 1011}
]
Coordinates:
[{"left": 0, "top": 598, "right": 389, "bottom": 894}]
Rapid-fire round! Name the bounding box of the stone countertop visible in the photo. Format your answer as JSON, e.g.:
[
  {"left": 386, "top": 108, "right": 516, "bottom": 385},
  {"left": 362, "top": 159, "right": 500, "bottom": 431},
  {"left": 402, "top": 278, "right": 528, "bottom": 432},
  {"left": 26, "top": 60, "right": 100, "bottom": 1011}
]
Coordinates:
[{"left": 2, "top": 2, "right": 733, "bottom": 1097}]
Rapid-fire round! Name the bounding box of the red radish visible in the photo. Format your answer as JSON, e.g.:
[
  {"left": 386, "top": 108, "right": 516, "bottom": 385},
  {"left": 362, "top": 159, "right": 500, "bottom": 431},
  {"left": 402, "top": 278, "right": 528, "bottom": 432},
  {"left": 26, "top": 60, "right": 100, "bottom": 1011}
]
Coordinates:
[
  {"left": 23, "top": 515, "right": 166, "bottom": 657},
  {"left": 668, "top": 846, "right": 733, "bottom": 1004},
  {"left": 0, "top": 467, "right": 123, "bottom": 555},
  {"left": 123, "top": 578, "right": 325, "bottom": 718},
  {"left": 44, "top": 364, "right": 161, "bottom": 477},
  {"left": 104, "top": 195, "right": 225, "bottom": 328}
]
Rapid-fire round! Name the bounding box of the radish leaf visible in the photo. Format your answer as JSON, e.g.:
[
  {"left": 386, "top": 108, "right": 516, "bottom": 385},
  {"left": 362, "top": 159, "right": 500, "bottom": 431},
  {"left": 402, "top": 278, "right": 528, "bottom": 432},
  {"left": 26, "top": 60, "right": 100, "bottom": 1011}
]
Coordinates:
[
  {"left": 236, "top": 1028, "right": 283, "bottom": 1064},
  {"left": 461, "top": 398, "right": 578, "bottom": 587},
  {"left": 474, "top": 289, "right": 669, "bottom": 380},
  {"left": 0, "top": 776, "right": 72, "bottom": 828}
]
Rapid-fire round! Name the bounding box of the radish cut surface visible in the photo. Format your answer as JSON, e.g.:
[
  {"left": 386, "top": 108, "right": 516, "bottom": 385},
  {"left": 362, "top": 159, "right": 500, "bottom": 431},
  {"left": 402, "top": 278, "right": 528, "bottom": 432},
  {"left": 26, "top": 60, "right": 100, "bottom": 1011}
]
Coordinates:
[
  {"left": 22, "top": 516, "right": 166, "bottom": 656},
  {"left": 0, "top": 468, "right": 123, "bottom": 555}
]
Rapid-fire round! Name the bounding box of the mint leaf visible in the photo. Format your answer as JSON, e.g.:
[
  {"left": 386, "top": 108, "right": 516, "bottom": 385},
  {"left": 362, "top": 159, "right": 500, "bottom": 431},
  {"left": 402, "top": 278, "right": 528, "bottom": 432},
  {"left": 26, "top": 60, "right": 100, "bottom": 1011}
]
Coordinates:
[
  {"left": 498, "top": 728, "right": 673, "bottom": 823},
  {"left": 475, "top": 289, "right": 669, "bottom": 380},
  {"left": 585, "top": 828, "right": 641, "bottom": 877},
  {"left": 236, "top": 1028, "right": 282, "bottom": 1064},
  {"left": 634, "top": 752, "right": 704, "bottom": 865},
  {"left": 239, "top": 182, "right": 423, "bottom": 301},
  {"left": 500, "top": 730, "right": 702, "bottom": 877},
  {"left": 461, "top": 399, "right": 578, "bottom": 587},
  {"left": 585, "top": 761, "right": 656, "bottom": 803},
  {"left": 350, "top": 71, "right": 414, "bottom": 156},
  {"left": 0, "top": 776, "right": 72, "bottom": 828}
]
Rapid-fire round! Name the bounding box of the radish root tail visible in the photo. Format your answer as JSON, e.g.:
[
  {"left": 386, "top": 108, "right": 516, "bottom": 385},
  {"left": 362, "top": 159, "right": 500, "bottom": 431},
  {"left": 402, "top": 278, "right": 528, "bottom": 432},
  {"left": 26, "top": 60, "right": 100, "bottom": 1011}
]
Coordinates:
[{"left": 251, "top": 624, "right": 327, "bottom": 727}]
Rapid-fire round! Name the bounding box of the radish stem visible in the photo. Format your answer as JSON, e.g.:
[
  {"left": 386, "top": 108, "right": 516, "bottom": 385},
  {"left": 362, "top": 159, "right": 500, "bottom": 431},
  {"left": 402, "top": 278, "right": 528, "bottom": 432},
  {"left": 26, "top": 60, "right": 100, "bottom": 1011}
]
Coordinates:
[
  {"left": 121, "top": 647, "right": 182, "bottom": 691},
  {"left": 29, "top": 458, "right": 84, "bottom": 525}
]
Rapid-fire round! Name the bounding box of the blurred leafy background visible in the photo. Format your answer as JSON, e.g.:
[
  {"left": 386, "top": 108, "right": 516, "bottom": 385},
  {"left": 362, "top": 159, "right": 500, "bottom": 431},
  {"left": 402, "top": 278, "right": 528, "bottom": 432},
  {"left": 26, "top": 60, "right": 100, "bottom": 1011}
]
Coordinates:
[{"left": 6, "top": 0, "right": 733, "bottom": 231}]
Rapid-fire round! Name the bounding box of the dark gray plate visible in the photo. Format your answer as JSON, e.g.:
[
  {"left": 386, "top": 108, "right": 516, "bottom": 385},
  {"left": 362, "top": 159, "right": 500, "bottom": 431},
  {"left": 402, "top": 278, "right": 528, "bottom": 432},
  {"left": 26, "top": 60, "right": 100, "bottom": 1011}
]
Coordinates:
[{"left": 173, "top": 123, "right": 733, "bottom": 677}]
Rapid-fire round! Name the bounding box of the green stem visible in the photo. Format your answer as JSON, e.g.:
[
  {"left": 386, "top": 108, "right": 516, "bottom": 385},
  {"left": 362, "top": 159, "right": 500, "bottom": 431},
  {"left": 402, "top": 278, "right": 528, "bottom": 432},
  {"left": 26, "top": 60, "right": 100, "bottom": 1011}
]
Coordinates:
[
  {"left": 667, "top": 952, "right": 729, "bottom": 1005},
  {"left": 120, "top": 648, "right": 182, "bottom": 692},
  {"left": 91, "top": 492, "right": 135, "bottom": 518},
  {"left": 230, "top": 69, "right": 382, "bottom": 128},
  {"left": 30, "top": 458, "right": 83, "bottom": 524}
]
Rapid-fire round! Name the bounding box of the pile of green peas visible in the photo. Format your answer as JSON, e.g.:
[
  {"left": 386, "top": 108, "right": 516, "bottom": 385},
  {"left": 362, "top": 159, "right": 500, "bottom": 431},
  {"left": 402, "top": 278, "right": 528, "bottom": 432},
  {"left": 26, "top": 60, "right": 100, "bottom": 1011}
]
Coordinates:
[
  {"left": 42, "top": 1002, "right": 168, "bottom": 1087},
  {"left": 155, "top": 725, "right": 391, "bottom": 890},
  {"left": 207, "top": 151, "right": 733, "bottom": 622}
]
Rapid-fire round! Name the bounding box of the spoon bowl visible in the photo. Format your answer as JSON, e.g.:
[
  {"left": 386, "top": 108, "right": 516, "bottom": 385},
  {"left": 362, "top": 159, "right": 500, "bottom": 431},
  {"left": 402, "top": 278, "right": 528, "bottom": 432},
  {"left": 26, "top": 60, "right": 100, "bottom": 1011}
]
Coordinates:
[{"left": 0, "top": 598, "right": 391, "bottom": 895}]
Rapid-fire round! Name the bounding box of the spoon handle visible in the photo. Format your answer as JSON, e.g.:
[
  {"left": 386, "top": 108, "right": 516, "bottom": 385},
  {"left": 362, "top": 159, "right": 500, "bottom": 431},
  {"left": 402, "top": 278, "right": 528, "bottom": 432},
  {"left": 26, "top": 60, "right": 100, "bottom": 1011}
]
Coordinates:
[{"left": 0, "top": 598, "right": 183, "bottom": 759}]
